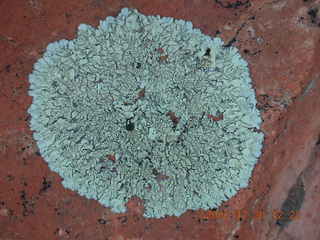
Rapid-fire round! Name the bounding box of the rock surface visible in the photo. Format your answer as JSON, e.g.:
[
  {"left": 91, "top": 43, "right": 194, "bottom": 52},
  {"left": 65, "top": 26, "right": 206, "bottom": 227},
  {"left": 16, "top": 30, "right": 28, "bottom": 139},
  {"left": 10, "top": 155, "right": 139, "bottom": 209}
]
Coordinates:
[{"left": 0, "top": 0, "right": 319, "bottom": 239}]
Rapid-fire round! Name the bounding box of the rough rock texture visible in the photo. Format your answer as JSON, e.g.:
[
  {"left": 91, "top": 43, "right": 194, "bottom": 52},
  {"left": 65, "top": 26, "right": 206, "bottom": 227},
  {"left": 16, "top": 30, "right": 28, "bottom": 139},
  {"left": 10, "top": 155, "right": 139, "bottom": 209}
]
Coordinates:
[{"left": 0, "top": 0, "right": 319, "bottom": 239}]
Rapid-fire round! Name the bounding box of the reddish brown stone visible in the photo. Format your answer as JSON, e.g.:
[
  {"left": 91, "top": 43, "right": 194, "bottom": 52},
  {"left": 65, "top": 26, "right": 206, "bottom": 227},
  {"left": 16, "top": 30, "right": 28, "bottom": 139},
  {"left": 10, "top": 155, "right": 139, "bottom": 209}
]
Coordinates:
[
  {"left": 207, "top": 113, "right": 224, "bottom": 121},
  {"left": 137, "top": 88, "right": 145, "bottom": 99},
  {"left": 166, "top": 111, "right": 180, "bottom": 125},
  {"left": 107, "top": 154, "right": 116, "bottom": 162},
  {"left": 158, "top": 55, "right": 168, "bottom": 62},
  {"left": 1, "top": 0, "right": 320, "bottom": 239}
]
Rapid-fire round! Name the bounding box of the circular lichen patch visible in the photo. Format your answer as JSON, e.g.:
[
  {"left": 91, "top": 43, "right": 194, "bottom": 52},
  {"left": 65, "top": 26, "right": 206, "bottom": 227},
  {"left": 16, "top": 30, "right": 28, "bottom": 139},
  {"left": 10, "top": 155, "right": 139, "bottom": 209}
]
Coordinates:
[{"left": 28, "top": 8, "right": 264, "bottom": 218}]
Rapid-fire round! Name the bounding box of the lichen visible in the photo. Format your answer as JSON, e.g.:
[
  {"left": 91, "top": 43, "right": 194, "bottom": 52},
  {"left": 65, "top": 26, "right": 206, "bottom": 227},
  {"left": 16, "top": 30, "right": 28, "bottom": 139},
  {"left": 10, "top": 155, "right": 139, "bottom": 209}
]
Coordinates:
[{"left": 28, "top": 8, "right": 264, "bottom": 218}]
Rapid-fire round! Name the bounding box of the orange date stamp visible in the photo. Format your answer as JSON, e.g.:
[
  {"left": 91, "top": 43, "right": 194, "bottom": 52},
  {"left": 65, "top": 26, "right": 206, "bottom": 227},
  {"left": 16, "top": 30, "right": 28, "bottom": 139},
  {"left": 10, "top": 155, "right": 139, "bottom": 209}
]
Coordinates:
[{"left": 199, "top": 209, "right": 300, "bottom": 221}]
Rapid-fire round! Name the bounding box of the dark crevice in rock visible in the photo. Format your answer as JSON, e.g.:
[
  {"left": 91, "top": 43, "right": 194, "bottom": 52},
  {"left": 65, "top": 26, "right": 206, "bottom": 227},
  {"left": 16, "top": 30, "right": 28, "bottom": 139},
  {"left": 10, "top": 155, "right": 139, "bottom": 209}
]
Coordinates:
[
  {"left": 214, "top": 0, "right": 251, "bottom": 9},
  {"left": 5, "top": 64, "right": 11, "bottom": 72},
  {"left": 224, "top": 37, "right": 236, "bottom": 48},
  {"left": 39, "top": 177, "right": 52, "bottom": 194},
  {"left": 117, "top": 216, "right": 128, "bottom": 224},
  {"left": 204, "top": 48, "right": 211, "bottom": 56},
  {"left": 301, "top": 78, "right": 316, "bottom": 97},
  {"left": 223, "top": 23, "right": 246, "bottom": 47},
  {"left": 276, "top": 175, "right": 305, "bottom": 228},
  {"left": 125, "top": 118, "right": 135, "bottom": 131},
  {"left": 257, "top": 94, "right": 272, "bottom": 111},
  {"left": 20, "top": 190, "right": 35, "bottom": 216},
  {"left": 98, "top": 218, "right": 107, "bottom": 224},
  {"left": 24, "top": 114, "right": 31, "bottom": 122},
  {"left": 308, "top": 7, "right": 318, "bottom": 24},
  {"left": 243, "top": 49, "right": 262, "bottom": 56}
]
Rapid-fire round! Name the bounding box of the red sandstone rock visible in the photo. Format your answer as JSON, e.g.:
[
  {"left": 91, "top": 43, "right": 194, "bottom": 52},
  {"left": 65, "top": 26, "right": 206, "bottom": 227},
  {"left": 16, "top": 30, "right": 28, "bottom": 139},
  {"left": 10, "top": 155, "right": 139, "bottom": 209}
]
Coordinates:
[{"left": 0, "top": 0, "right": 319, "bottom": 239}]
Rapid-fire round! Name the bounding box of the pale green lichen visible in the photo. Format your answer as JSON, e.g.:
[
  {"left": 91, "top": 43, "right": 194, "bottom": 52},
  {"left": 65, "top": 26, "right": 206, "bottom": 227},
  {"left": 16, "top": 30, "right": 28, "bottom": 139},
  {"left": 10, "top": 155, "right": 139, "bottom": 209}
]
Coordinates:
[{"left": 28, "top": 8, "right": 264, "bottom": 218}]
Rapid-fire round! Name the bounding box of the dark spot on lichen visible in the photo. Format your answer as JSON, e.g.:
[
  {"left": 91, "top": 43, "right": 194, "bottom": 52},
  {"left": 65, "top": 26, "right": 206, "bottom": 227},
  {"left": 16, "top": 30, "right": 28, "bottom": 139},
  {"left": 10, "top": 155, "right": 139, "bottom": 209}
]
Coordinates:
[
  {"left": 204, "top": 48, "right": 211, "bottom": 56},
  {"left": 152, "top": 168, "right": 159, "bottom": 176},
  {"left": 145, "top": 183, "right": 152, "bottom": 191},
  {"left": 52, "top": 81, "right": 58, "bottom": 87},
  {"left": 126, "top": 119, "right": 135, "bottom": 131}
]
